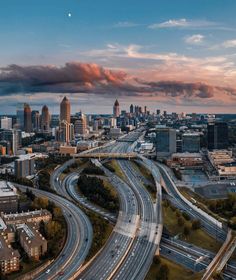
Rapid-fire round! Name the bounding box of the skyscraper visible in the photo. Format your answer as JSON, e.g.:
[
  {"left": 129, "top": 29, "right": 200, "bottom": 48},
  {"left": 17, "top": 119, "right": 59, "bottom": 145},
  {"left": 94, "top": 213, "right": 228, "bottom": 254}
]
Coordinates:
[
  {"left": 156, "top": 125, "right": 176, "bottom": 157},
  {"left": 60, "top": 96, "right": 71, "bottom": 123},
  {"left": 16, "top": 103, "right": 25, "bottom": 130},
  {"left": 31, "top": 111, "right": 40, "bottom": 132},
  {"left": 24, "top": 104, "right": 32, "bottom": 132},
  {"left": 182, "top": 133, "right": 200, "bottom": 153},
  {"left": 113, "top": 99, "right": 120, "bottom": 117},
  {"left": 74, "top": 113, "right": 87, "bottom": 135},
  {"left": 130, "top": 104, "right": 134, "bottom": 114},
  {"left": 207, "top": 122, "right": 229, "bottom": 150},
  {"left": 41, "top": 105, "right": 50, "bottom": 132}
]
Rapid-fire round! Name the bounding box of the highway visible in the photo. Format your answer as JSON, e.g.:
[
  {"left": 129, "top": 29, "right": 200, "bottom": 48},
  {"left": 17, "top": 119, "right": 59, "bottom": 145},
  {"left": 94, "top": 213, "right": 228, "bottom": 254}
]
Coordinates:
[
  {"left": 160, "top": 237, "right": 236, "bottom": 279},
  {"left": 113, "top": 159, "right": 161, "bottom": 280},
  {"left": 75, "top": 160, "right": 140, "bottom": 280},
  {"left": 155, "top": 162, "right": 227, "bottom": 242},
  {"left": 15, "top": 184, "right": 93, "bottom": 280}
]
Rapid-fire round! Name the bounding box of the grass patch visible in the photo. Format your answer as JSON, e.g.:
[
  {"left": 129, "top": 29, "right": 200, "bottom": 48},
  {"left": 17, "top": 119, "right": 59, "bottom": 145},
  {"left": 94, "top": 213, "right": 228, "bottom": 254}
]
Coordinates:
[
  {"left": 104, "top": 160, "right": 127, "bottom": 181},
  {"left": 179, "top": 187, "right": 226, "bottom": 224},
  {"left": 145, "top": 256, "right": 202, "bottom": 280},
  {"left": 163, "top": 201, "right": 222, "bottom": 253}
]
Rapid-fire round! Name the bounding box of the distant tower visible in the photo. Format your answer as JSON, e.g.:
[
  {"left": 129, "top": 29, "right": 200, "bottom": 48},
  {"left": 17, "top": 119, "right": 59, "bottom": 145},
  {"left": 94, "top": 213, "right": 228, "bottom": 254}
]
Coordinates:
[
  {"left": 41, "top": 105, "right": 50, "bottom": 132},
  {"left": 60, "top": 96, "right": 71, "bottom": 123},
  {"left": 113, "top": 99, "right": 120, "bottom": 117},
  {"left": 24, "top": 103, "right": 32, "bottom": 132},
  {"left": 31, "top": 110, "right": 40, "bottom": 132},
  {"left": 130, "top": 104, "right": 134, "bottom": 114}
]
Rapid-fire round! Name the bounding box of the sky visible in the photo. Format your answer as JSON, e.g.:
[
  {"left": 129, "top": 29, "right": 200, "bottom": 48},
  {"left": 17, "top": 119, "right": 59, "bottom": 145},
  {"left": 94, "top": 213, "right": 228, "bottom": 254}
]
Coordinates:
[{"left": 1, "top": 0, "right": 236, "bottom": 114}]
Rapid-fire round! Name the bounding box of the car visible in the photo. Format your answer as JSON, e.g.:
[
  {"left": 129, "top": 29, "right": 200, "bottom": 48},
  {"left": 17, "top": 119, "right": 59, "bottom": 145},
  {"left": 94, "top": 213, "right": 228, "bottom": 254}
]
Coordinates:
[
  {"left": 46, "top": 269, "right": 50, "bottom": 274},
  {"left": 58, "top": 271, "right": 64, "bottom": 276}
]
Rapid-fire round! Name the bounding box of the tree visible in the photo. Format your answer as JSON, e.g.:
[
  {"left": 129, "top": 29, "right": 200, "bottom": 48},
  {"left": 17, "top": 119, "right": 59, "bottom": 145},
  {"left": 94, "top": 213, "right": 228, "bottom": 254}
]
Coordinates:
[
  {"left": 153, "top": 255, "right": 161, "bottom": 265},
  {"left": 192, "top": 219, "right": 201, "bottom": 230},
  {"left": 177, "top": 217, "right": 185, "bottom": 227},
  {"left": 183, "top": 225, "right": 191, "bottom": 237},
  {"left": 157, "top": 264, "right": 169, "bottom": 280}
]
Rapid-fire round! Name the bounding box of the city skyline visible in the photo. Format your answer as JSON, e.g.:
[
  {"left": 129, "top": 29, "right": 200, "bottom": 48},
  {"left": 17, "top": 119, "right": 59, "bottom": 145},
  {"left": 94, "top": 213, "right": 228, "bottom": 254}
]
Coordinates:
[{"left": 1, "top": 1, "right": 236, "bottom": 113}]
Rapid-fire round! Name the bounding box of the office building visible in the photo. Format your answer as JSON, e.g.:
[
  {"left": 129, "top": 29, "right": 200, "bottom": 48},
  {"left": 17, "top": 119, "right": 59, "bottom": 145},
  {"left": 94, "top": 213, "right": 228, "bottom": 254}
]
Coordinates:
[
  {"left": 130, "top": 104, "right": 134, "bottom": 114},
  {"left": 0, "top": 181, "right": 18, "bottom": 214},
  {"left": 0, "top": 129, "right": 20, "bottom": 155},
  {"left": 14, "top": 155, "right": 35, "bottom": 178},
  {"left": 207, "top": 122, "right": 229, "bottom": 150},
  {"left": 24, "top": 103, "right": 32, "bottom": 132},
  {"left": 74, "top": 113, "right": 87, "bottom": 135},
  {"left": 182, "top": 133, "right": 200, "bottom": 153},
  {"left": 0, "top": 117, "right": 12, "bottom": 130},
  {"left": 57, "top": 120, "right": 74, "bottom": 144},
  {"left": 16, "top": 103, "right": 25, "bottom": 130},
  {"left": 156, "top": 125, "right": 176, "bottom": 157},
  {"left": 40, "top": 105, "right": 50, "bottom": 132},
  {"left": 113, "top": 99, "right": 120, "bottom": 117},
  {"left": 60, "top": 96, "right": 71, "bottom": 123},
  {"left": 31, "top": 110, "right": 40, "bottom": 132}
]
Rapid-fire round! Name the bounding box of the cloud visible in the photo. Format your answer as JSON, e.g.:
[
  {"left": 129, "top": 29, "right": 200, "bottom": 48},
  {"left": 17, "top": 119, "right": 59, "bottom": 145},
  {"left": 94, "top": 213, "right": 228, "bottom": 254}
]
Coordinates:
[
  {"left": 148, "top": 19, "right": 222, "bottom": 30},
  {"left": 1, "top": 62, "right": 236, "bottom": 109},
  {"left": 0, "top": 62, "right": 127, "bottom": 95},
  {"left": 222, "top": 39, "right": 236, "bottom": 48},
  {"left": 185, "top": 34, "right": 205, "bottom": 45},
  {"left": 113, "top": 21, "right": 142, "bottom": 28}
]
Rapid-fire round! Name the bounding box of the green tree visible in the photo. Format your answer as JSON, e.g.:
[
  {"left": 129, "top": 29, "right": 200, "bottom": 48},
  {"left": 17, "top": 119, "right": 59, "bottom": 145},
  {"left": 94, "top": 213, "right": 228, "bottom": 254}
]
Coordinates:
[
  {"left": 192, "top": 219, "right": 201, "bottom": 230},
  {"left": 157, "top": 264, "right": 169, "bottom": 280},
  {"left": 183, "top": 225, "right": 191, "bottom": 237},
  {"left": 177, "top": 217, "right": 185, "bottom": 227}
]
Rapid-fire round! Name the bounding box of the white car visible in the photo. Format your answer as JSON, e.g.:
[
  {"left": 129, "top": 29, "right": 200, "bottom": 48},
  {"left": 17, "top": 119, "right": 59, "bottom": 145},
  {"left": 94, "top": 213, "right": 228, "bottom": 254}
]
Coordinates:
[{"left": 46, "top": 269, "right": 50, "bottom": 274}]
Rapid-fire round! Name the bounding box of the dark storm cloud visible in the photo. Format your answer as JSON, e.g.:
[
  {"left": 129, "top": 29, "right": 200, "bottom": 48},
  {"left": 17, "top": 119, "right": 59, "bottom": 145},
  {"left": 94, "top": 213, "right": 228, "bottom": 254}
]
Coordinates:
[{"left": 0, "top": 62, "right": 235, "bottom": 101}]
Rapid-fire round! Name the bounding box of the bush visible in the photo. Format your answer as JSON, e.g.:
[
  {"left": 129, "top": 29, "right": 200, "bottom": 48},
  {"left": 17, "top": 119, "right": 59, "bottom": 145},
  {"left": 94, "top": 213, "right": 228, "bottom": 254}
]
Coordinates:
[
  {"left": 177, "top": 217, "right": 185, "bottom": 227},
  {"left": 157, "top": 264, "right": 169, "bottom": 280},
  {"left": 182, "top": 212, "right": 191, "bottom": 221},
  {"left": 153, "top": 255, "right": 161, "bottom": 265},
  {"left": 183, "top": 225, "right": 191, "bottom": 237},
  {"left": 192, "top": 219, "right": 201, "bottom": 230}
]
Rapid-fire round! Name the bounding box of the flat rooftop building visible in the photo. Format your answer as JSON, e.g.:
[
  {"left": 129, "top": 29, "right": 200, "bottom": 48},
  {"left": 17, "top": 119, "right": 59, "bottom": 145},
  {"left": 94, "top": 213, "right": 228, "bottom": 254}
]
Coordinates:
[
  {"left": 2, "top": 209, "right": 52, "bottom": 226},
  {"left": 0, "top": 234, "right": 20, "bottom": 274},
  {"left": 0, "top": 181, "right": 18, "bottom": 214},
  {"left": 17, "top": 223, "right": 47, "bottom": 260}
]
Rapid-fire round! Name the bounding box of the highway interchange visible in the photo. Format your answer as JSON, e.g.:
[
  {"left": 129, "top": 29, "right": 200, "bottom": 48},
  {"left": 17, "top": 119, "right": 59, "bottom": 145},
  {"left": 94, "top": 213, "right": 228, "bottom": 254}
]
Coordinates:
[{"left": 16, "top": 128, "right": 236, "bottom": 279}]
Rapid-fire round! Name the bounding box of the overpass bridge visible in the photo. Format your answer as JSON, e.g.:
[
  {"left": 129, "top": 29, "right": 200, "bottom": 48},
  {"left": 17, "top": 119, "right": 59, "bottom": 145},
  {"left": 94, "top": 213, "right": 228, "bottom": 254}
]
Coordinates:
[
  {"left": 202, "top": 229, "right": 236, "bottom": 280},
  {"left": 74, "top": 152, "right": 137, "bottom": 160}
]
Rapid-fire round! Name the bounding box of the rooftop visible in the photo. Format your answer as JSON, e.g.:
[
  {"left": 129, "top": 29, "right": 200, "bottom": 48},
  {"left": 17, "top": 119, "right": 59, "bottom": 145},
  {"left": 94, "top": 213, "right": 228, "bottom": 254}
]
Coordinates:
[{"left": 0, "top": 181, "right": 17, "bottom": 197}]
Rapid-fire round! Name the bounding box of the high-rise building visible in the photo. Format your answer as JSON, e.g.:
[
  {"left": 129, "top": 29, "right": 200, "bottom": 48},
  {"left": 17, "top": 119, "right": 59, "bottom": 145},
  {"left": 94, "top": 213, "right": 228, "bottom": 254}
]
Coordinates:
[
  {"left": 57, "top": 120, "right": 74, "bottom": 143},
  {"left": 60, "top": 96, "right": 71, "bottom": 123},
  {"left": 207, "top": 122, "right": 229, "bottom": 150},
  {"left": 113, "top": 99, "right": 120, "bottom": 117},
  {"left": 41, "top": 105, "right": 50, "bottom": 132},
  {"left": 1, "top": 117, "right": 12, "bottom": 130},
  {"left": 16, "top": 103, "right": 25, "bottom": 130},
  {"left": 14, "top": 155, "right": 35, "bottom": 178},
  {"left": 31, "top": 110, "right": 40, "bottom": 132},
  {"left": 0, "top": 129, "right": 20, "bottom": 155},
  {"left": 182, "top": 133, "right": 200, "bottom": 153},
  {"left": 156, "top": 126, "right": 176, "bottom": 157},
  {"left": 74, "top": 113, "right": 87, "bottom": 135},
  {"left": 130, "top": 104, "right": 134, "bottom": 114},
  {"left": 24, "top": 103, "right": 32, "bottom": 132}
]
